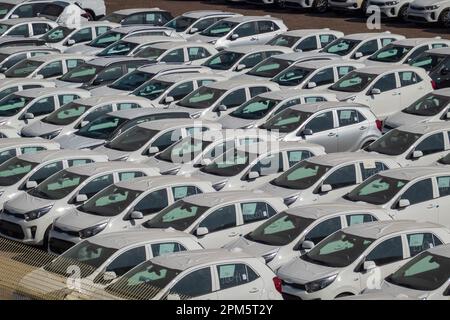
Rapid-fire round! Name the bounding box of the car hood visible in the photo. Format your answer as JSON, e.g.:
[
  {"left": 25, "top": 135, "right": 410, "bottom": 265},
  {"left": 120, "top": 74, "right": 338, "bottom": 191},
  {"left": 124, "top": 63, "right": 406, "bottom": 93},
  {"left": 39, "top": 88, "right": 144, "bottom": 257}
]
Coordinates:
[
  {"left": 218, "top": 115, "right": 253, "bottom": 129},
  {"left": 190, "top": 170, "right": 229, "bottom": 185},
  {"left": 54, "top": 134, "right": 104, "bottom": 150},
  {"left": 90, "top": 86, "right": 128, "bottom": 97},
  {"left": 224, "top": 236, "right": 279, "bottom": 257},
  {"left": 188, "top": 34, "right": 219, "bottom": 43},
  {"left": 54, "top": 79, "right": 83, "bottom": 88},
  {"left": 55, "top": 208, "right": 110, "bottom": 232},
  {"left": 384, "top": 111, "right": 428, "bottom": 129},
  {"left": 64, "top": 44, "right": 102, "bottom": 55},
  {"left": 363, "top": 59, "right": 391, "bottom": 67},
  {"left": 144, "top": 157, "right": 179, "bottom": 173},
  {"left": 93, "top": 145, "right": 129, "bottom": 161},
  {"left": 277, "top": 257, "right": 339, "bottom": 284},
  {"left": 329, "top": 90, "right": 359, "bottom": 101},
  {"left": 258, "top": 182, "right": 300, "bottom": 200},
  {"left": 4, "top": 192, "right": 54, "bottom": 214},
  {"left": 21, "top": 121, "right": 62, "bottom": 138}
]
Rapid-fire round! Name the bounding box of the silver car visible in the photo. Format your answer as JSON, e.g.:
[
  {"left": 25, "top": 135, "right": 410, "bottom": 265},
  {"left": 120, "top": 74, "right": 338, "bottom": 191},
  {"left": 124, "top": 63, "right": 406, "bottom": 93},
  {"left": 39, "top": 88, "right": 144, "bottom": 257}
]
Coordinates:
[
  {"left": 0, "top": 45, "right": 59, "bottom": 73},
  {"left": 0, "top": 137, "right": 59, "bottom": 164},
  {"left": 0, "top": 17, "right": 56, "bottom": 38}
]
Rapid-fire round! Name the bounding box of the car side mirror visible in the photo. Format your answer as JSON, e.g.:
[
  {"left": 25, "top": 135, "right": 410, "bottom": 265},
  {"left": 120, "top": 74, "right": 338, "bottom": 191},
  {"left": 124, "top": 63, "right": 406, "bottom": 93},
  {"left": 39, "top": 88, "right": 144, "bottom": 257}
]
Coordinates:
[
  {"left": 130, "top": 211, "right": 144, "bottom": 220},
  {"left": 230, "top": 33, "right": 239, "bottom": 40},
  {"left": 218, "top": 104, "right": 227, "bottom": 112},
  {"left": 79, "top": 120, "right": 89, "bottom": 128},
  {"left": 10, "top": 14, "right": 19, "bottom": 19},
  {"left": 363, "top": 261, "right": 376, "bottom": 272},
  {"left": 248, "top": 171, "right": 260, "bottom": 180},
  {"left": 189, "top": 27, "right": 199, "bottom": 34},
  {"left": 301, "top": 240, "right": 315, "bottom": 250},
  {"left": 307, "top": 82, "right": 317, "bottom": 89},
  {"left": 235, "top": 64, "right": 246, "bottom": 72},
  {"left": 164, "top": 96, "right": 174, "bottom": 104},
  {"left": 102, "top": 271, "right": 117, "bottom": 281},
  {"left": 147, "top": 146, "right": 159, "bottom": 155},
  {"left": 412, "top": 150, "right": 423, "bottom": 159},
  {"left": 23, "top": 112, "right": 34, "bottom": 120},
  {"left": 25, "top": 180, "right": 38, "bottom": 189},
  {"left": 196, "top": 226, "right": 209, "bottom": 236},
  {"left": 398, "top": 198, "right": 410, "bottom": 209},
  {"left": 35, "top": 74, "right": 44, "bottom": 80},
  {"left": 75, "top": 194, "right": 88, "bottom": 203},
  {"left": 320, "top": 184, "right": 332, "bottom": 193},
  {"left": 301, "top": 128, "right": 313, "bottom": 136},
  {"left": 67, "top": 39, "right": 75, "bottom": 46},
  {"left": 370, "top": 88, "right": 381, "bottom": 95},
  {"left": 354, "top": 52, "right": 363, "bottom": 59}
]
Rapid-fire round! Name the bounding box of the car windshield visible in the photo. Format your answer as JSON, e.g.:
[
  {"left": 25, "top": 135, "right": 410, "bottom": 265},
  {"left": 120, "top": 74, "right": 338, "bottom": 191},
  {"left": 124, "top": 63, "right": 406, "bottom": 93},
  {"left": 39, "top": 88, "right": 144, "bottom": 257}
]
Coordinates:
[
  {"left": 0, "top": 157, "right": 37, "bottom": 186},
  {"left": 368, "top": 45, "right": 413, "bottom": 63},
  {"left": 79, "top": 185, "right": 142, "bottom": 217},
  {"left": 329, "top": 72, "right": 376, "bottom": 93},
  {"left": 165, "top": 16, "right": 197, "bottom": 32},
  {"left": 177, "top": 86, "right": 225, "bottom": 109},
  {"left": 0, "top": 23, "right": 11, "bottom": 35},
  {"left": 29, "top": 170, "right": 88, "bottom": 200},
  {"left": 343, "top": 174, "right": 408, "bottom": 205},
  {"left": 402, "top": 93, "right": 450, "bottom": 117},
  {"left": 409, "top": 53, "right": 446, "bottom": 72},
  {"left": 247, "top": 57, "right": 292, "bottom": 78},
  {"left": 266, "top": 35, "right": 300, "bottom": 48},
  {"left": 200, "top": 20, "right": 237, "bottom": 37},
  {"left": 200, "top": 148, "right": 251, "bottom": 177},
  {"left": 260, "top": 108, "right": 312, "bottom": 133},
  {"left": 59, "top": 64, "right": 103, "bottom": 83},
  {"left": 4, "top": 60, "right": 43, "bottom": 78},
  {"left": 97, "top": 40, "right": 138, "bottom": 56},
  {"left": 41, "top": 26, "right": 73, "bottom": 43},
  {"left": 203, "top": 50, "right": 244, "bottom": 70},
  {"left": 105, "top": 262, "right": 181, "bottom": 300},
  {"left": 89, "top": 31, "right": 123, "bottom": 48},
  {"left": 75, "top": 115, "right": 127, "bottom": 140},
  {"left": 43, "top": 102, "right": 90, "bottom": 126},
  {"left": 302, "top": 231, "right": 374, "bottom": 268},
  {"left": 230, "top": 96, "right": 280, "bottom": 120},
  {"left": 365, "top": 129, "right": 422, "bottom": 156},
  {"left": 143, "top": 200, "right": 209, "bottom": 231},
  {"left": 44, "top": 240, "right": 118, "bottom": 278},
  {"left": 272, "top": 66, "right": 313, "bottom": 87},
  {"left": 0, "top": 3, "right": 14, "bottom": 19},
  {"left": 245, "top": 212, "right": 314, "bottom": 246},
  {"left": 106, "top": 126, "right": 158, "bottom": 152},
  {"left": 132, "top": 79, "right": 173, "bottom": 100},
  {"left": 133, "top": 47, "right": 166, "bottom": 60},
  {"left": 0, "top": 94, "right": 32, "bottom": 117},
  {"left": 271, "top": 160, "right": 331, "bottom": 190},
  {"left": 156, "top": 137, "right": 211, "bottom": 164},
  {"left": 385, "top": 251, "right": 450, "bottom": 291},
  {"left": 321, "top": 38, "right": 361, "bottom": 56},
  {"left": 109, "top": 70, "right": 155, "bottom": 91},
  {"left": 100, "top": 13, "right": 126, "bottom": 23}
]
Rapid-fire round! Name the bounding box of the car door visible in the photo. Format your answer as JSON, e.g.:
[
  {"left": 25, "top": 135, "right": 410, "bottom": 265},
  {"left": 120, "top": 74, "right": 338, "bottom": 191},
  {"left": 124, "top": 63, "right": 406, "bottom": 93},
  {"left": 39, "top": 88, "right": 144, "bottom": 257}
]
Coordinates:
[
  {"left": 336, "top": 108, "right": 370, "bottom": 151},
  {"left": 409, "top": 132, "right": 447, "bottom": 166},
  {"left": 435, "top": 175, "right": 450, "bottom": 228},
  {"left": 27, "top": 160, "right": 64, "bottom": 185},
  {"left": 149, "top": 241, "right": 186, "bottom": 258},
  {"left": 21, "top": 96, "right": 57, "bottom": 125},
  {"left": 168, "top": 267, "right": 218, "bottom": 300},
  {"left": 170, "top": 185, "right": 202, "bottom": 203},
  {"left": 238, "top": 201, "right": 278, "bottom": 236},
  {"left": 319, "top": 164, "right": 358, "bottom": 203},
  {"left": 37, "top": 60, "right": 64, "bottom": 79},
  {"left": 405, "top": 232, "right": 443, "bottom": 258},
  {"left": 160, "top": 48, "right": 185, "bottom": 64},
  {"left": 366, "top": 72, "right": 401, "bottom": 119},
  {"left": 215, "top": 263, "right": 264, "bottom": 300},
  {"left": 231, "top": 22, "right": 258, "bottom": 47},
  {"left": 147, "top": 129, "right": 183, "bottom": 155},
  {"left": 295, "top": 36, "right": 318, "bottom": 53},
  {"left": 300, "top": 110, "right": 338, "bottom": 153},
  {"left": 7, "top": 24, "right": 29, "bottom": 37},
  {"left": 352, "top": 39, "right": 379, "bottom": 60},
  {"left": 256, "top": 20, "right": 280, "bottom": 44},
  {"left": 187, "top": 46, "right": 211, "bottom": 65},
  {"left": 398, "top": 71, "right": 429, "bottom": 109}
]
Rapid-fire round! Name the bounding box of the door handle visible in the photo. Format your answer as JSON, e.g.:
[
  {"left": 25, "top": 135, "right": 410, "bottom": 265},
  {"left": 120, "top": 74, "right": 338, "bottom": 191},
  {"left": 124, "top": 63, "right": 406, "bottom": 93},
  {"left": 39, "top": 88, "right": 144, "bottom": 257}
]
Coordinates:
[
  {"left": 426, "top": 204, "right": 435, "bottom": 209},
  {"left": 249, "top": 288, "right": 259, "bottom": 293},
  {"left": 328, "top": 132, "right": 336, "bottom": 137},
  {"left": 250, "top": 37, "right": 257, "bottom": 40}
]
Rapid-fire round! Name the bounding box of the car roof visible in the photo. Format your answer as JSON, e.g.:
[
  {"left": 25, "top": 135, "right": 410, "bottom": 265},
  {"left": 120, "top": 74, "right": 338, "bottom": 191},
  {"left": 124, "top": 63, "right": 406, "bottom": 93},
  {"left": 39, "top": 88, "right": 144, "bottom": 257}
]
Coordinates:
[
  {"left": 279, "top": 29, "right": 341, "bottom": 37},
  {"left": 345, "top": 220, "right": 444, "bottom": 239},
  {"left": 0, "top": 36, "right": 43, "bottom": 45},
  {"left": 74, "top": 95, "right": 153, "bottom": 107},
  {"left": 432, "top": 88, "right": 450, "bottom": 97},
  {"left": 224, "top": 44, "right": 291, "bottom": 54},
  {"left": 111, "top": 25, "right": 171, "bottom": 34},
  {"left": 0, "top": 0, "right": 27, "bottom": 4},
  {"left": 235, "top": 140, "right": 322, "bottom": 155},
  {"left": 426, "top": 243, "right": 450, "bottom": 258},
  {"left": 136, "top": 63, "right": 208, "bottom": 74},
  {"left": 108, "top": 107, "right": 189, "bottom": 119},
  {"left": 396, "top": 121, "right": 450, "bottom": 134},
  {"left": 0, "top": 45, "right": 56, "bottom": 55},
  {"left": 342, "top": 32, "right": 401, "bottom": 41},
  {"left": 288, "top": 101, "right": 370, "bottom": 113},
  {"left": 180, "top": 10, "right": 238, "bottom": 19},
  {"left": 64, "top": 161, "right": 156, "bottom": 176},
  {"left": 89, "top": 229, "right": 196, "bottom": 249},
  {"left": 140, "top": 41, "right": 205, "bottom": 50},
  {"left": 87, "top": 57, "right": 149, "bottom": 67},
  {"left": 137, "top": 119, "right": 219, "bottom": 131},
  {"left": 292, "top": 59, "right": 363, "bottom": 69},
  {"left": 425, "top": 47, "right": 450, "bottom": 55},
  {"left": 0, "top": 17, "right": 54, "bottom": 25},
  {"left": 29, "top": 53, "right": 89, "bottom": 62},
  {"left": 357, "top": 65, "right": 424, "bottom": 75},
  {"left": 154, "top": 72, "right": 222, "bottom": 83},
  {"left": 193, "top": 129, "right": 274, "bottom": 142},
  {"left": 183, "top": 190, "right": 279, "bottom": 207},
  {"left": 18, "top": 149, "right": 104, "bottom": 163},
  {"left": 205, "top": 79, "right": 274, "bottom": 90},
  {"left": 0, "top": 137, "right": 57, "bottom": 148},
  {"left": 380, "top": 166, "right": 450, "bottom": 181},
  {"left": 115, "top": 175, "right": 209, "bottom": 191},
  {"left": 151, "top": 248, "right": 255, "bottom": 271},
  {"left": 223, "top": 15, "right": 282, "bottom": 23},
  {"left": 308, "top": 152, "right": 395, "bottom": 166},
  {"left": 123, "top": 35, "right": 184, "bottom": 45},
  {"left": 17, "top": 87, "right": 88, "bottom": 98},
  {"left": 285, "top": 202, "right": 380, "bottom": 220},
  {"left": 0, "top": 78, "right": 55, "bottom": 87},
  {"left": 391, "top": 37, "right": 450, "bottom": 47},
  {"left": 112, "top": 8, "right": 168, "bottom": 15},
  {"left": 258, "top": 89, "right": 333, "bottom": 100}
]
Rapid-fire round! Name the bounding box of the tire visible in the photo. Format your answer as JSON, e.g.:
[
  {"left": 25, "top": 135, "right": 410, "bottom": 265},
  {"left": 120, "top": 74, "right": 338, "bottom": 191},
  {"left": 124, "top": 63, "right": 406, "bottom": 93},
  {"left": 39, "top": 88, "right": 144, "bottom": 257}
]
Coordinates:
[
  {"left": 314, "top": 0, "right": 329, "bottom": 13},
  {"left": 361, "top": 140, "right": 374, "bottom": 150},
  {"left": 42, "top": 224, "right": 52, "bottom": 251},
  {"left": 439, "top": 9, "right": 450, "bottom": 28},
  {"left": 398, "top": 5, "right": 409, "bottom": 21}
]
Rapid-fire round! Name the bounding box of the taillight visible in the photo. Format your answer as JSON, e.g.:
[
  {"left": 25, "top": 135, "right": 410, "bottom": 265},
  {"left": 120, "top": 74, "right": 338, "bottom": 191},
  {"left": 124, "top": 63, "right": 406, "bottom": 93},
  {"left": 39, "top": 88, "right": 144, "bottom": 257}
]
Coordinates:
[
  {"left": 273, "top": 277, "right": 282, "bottom": 293},
  {"left": 376, "top": 120, "right": 382, "bottom": 132},
  {"left": 431, "top": 80, "right": 437, "bottom": 90}
]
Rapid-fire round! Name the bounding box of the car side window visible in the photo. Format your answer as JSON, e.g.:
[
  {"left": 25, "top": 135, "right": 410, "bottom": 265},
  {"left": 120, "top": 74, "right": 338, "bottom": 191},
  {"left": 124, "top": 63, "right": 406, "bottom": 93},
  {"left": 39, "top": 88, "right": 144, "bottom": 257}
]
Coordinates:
[
  {"left": 197, "top": 79, "right": 216, "bottom": 87},
  {"left": 151, "top": 242, "right": 186, "bottom": 257},
  {"left": 9, "top": 24, "right": 29, "bottom": 37},
  {"left": 188, "top": 47, "right": 210, "bottom": 61},
  {"left": 216, "top": 264, "right": 259, "bottom": 290},
  {"left": 323, "top": 164, "right": 357, "bottom": 189},
  {"left": 240, "top": 202, "right": 277, "bottom": 224},
  {"left": 70, "top": 28, "right": 93, "bottom": 43},
  {"left": 95, "top": 26, "right": 110, "bottom": 36},
  {"left": 437, "top": 176, "right": 450, "bottom": 197},
  {"left": 407, "top": 233, "right": 443, "bottom": 257},
  {"left": 250, "top": 86, "right": 270, "bottom": 97},
  {"left": 192, "top": 17, "right": 217, "bottom": 32},
  {"left": 287, "top": 150, "right": 313, "bottom": 167},
  {"left": 257, "top": 21, "right": 277, "bottom": 34},
  {"left": 359, "top": 161, "right": 389, "bottom": 181},
  {"left": 106, "top": 246, "right": 146, "bottom": 276},
  {"left": 0, "top": 149, "right": 16, "bottom": 163},
  {"left": 305, "top": 111, "right": 334, "bottom": 133},
  {"left": 116, "top": 103, "right": 140, "bottom": 111},
  {"left": 241, "top": 52, "right": 265, "bottom": 68},
  {"left": 32, "top": 23, "right": 51, "bottom": 36},
  {"left": 296, "top": 36, "right": 317, "bottom": 52},
  {"left": 355, "top": 40, "right": 378, "bottom": 57},
  {"left": 171, "top": 185, "right": 202, "bottom": 201},
  {"left": 337, "top": 66, "right": 355, "bottom": 78},
  {"left": 309, "top": 68, "right": 335, "bottom": 87},
  {"left": 38, "top": 61, "right": 63, "bottom": 78},
  {"left": 415, "top": 133, "right": 444, "bottom": 156},
  {"left": 400, "top": 179, "right": 434, "bottom": 206},
  {"left": 337, "top": 109, "right": 365, "bottom": 127},
  {"left": 20, "top": 146, "right": 45, "bottom": 154},
  {"left": 170, "top": 268, "right": 212, "bottom": 298},
  {"left": 152, "top": 130, "right": 183, "bottom": 150},
  {"left": 250, "top": 152, "right": 284, "bottom": 176},
  {"left": 27, "top": 97, "right": 55, "bottom": 116},
  {"left": 372, "top": 73, "right": 397, "bottom": 92},
  {"left": 407, "top": 45, "right": 429, "bottom": 62},
  {"left": 319, "top": 34, "right": 337, "bottom": 47},
  {"left": 304, "top": 96, "right": 326, "bottom": 103},
  {"left": 79, "top": 174, "right": 114, "bottom": 198},
  {"left": 381, "top": 38, "right": 396, "bottom": 46},
  {"left": 399, "top": 71, "right": 422, "bottom": 86},
  {"left": 161, "top": 48, "right": 185, "bottom": 63},
  {"left": 198, "top": 205, "right": 237, "bottom": 233},
  {"left": 346, "top": 213, "right": 377, "bottom": 226},
  {"left": 29, "top": 161, "right": 63, "bottom": 184},
  {"left": 305, "top": 217, "right": 342, "bottom": 244},
  {"left": 221, "top": 88, "right": 246, "bottom": 108},
  {"left": 167, "top": 82, "right": 194, "bottom": 101},
  {"left": 134, "top": 189, "right": 169, "bottom": 216},
  {"left": 235, "top": 22, "right": 257, "bottom": 38},
  {"left": 205, "top": 140, "right": 235, "bottom": 159},
  {"left": 58, "top": 94, "right": 79, "bottom": 106},
  {"left": 118, "top": 171, "right": 145, "bottom": 181},
  {"left": 366, "top": 236, "right": 404, "bottom": 266},
  {"left": 274, "top": 98, "right": 302, "bottom": 115},
  {"left": 83, "top": 104, "right": 113, "bottom": 123},
  {"left": 68, "top": 159, "right": 93, "bottom": 167}
]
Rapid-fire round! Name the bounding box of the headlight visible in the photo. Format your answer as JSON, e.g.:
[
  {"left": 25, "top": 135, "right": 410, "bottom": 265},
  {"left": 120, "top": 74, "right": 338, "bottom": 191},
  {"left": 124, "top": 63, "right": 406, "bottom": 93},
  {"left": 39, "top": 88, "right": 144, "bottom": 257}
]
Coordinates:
[
  {"left": 190, "top": 112, "right": 202, "bottom": 119},
  {"left": 283, "top": 195, "right": 299, "bottom": 206},
  {"left": 40, "top": 130, "right": 61, "bottom": 140},
  {"left": 24, "top": 205, "right": 53, "bottom": 221},
  {"left": 212, "top": 181, "right": 227, "bottom": 191},
  {"left": 262, "top": 249, "right": 279, "bottom": 263},
  {"left": 425, "top": 5, "right": 439, "bottom": 10},
  {"left": 345, "top": 96, "right": 357, "bottom": 102},
  {"left": 79, "top": 222, "right": 107, "bottom": 239},
  {"left": 304, "top": 274, "right": 337, "bottom": 293},
  {"left": 162, "top": 168, "right": 180, "bottom": 175}
]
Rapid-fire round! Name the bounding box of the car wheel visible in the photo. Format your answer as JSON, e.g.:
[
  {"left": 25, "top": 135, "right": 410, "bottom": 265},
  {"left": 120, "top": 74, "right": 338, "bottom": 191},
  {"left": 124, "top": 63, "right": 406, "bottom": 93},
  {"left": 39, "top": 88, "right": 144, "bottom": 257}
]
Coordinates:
[
  {"left": 361, "top": 140, "right": 374, "bottom": 150},
  {"left": 398, "top": 5, "right": 409, "bottom": 21},
  {"left": 439, "top": 9, "right": 450, "bottom": 28},
  {"left": 335, "top": 292, "right": 354, "bottom": 298},
  {"left": 314, "top": 0, "right": 329, "bottom": 13},
  {"left": 42, "top": 224, "right": 52, "bottom": 251}
]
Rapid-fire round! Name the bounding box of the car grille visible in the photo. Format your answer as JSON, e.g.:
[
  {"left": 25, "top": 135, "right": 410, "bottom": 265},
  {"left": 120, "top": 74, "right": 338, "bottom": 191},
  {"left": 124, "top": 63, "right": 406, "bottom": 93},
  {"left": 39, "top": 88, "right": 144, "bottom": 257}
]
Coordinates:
[
  {"left": 409, "top": 5, "right": 425, "bottom": 11},
  {"left": 2, "top": 208, "right": 25, "bottom": 219},
  {"left": 48, "top": 238, "right": 76, "bottom": 254},
  {"left": 53, "top": 225, "right": 79, "bottom": 237},
  {"left": 0, "top": 220, "right": 24, "bottom": 239},
  {"left": 408, "top": 15, "right": 428, "bottom": 22}
]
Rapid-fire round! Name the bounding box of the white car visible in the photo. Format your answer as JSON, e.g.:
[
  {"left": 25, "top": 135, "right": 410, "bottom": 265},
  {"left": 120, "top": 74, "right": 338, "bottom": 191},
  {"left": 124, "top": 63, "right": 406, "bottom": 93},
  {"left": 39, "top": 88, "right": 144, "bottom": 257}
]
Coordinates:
[
  {"left": 41, "top": 21, "right": 119, "bottom": 51},
  {"left": 0, "top": 137, "right": 59, "bottom": 164},
  {"left": 100, "top": 248, "right": 283, "bottom": 300},
  {"left": 408, "top": 0, "right": 450, "bottom": 27},
  {"left": 277, "top": 220, "right": 450, "bottom": 299},
  {"left": 366, "top": 0, "right": 415, "bottom": 20},
  {"left": 363, "top": 122, "right": 450, "bottom": 166},
  {"left": 320, "top": 32, "right": 405, "bottom": 60},
  {"left": 259, "top": 152, "right": 400, "bottom": 207},
  {"left": 339, "top": 166, "right": 450, "bottom": 227},
  {"left": 20, "top": 95, "right": 156, "bottom": 140},
  {"left": 164, "top": 10, "right": 240, "bottom": 38},
  {"left": 266, "top": 29, "right": 344, "bottom": 51},
  {"left": 143, "top": 191, "right": 286, "bottom": 248},
  {"left": 0, "top": 87, "right": 90, "bottom": 130},
  {"left": 188, "top": 15, "right": 288, "bottom": 50},
  {"left": 191, "top": 141, "right": 326, "bottom": 191},
  {"left": 4, "top": 162, "right": 159, "bottom": 249},
  {"left": 170, "top": 79, "right": 280, "bottom": 121},
  {"left": 225, "top": 203, "right": 392, "bottom": 271},
  {"left": 0, "top": 17, "right": 56, "bottom": 38},
  {"left": 278, "top": 0, "right": 330, "bottom": 12},
  {"left": 219, "top": 89, "right": 337, "bottom": 129},
  {"left": 49, "top": 176, "right": 215, "bottom": 246},
  {"left": 0, "top": 46, "right": 59, "bottom": 73},
  {"left": 2, "top": 53, "right": 92, "bottom": 80},
  {"left": 145, "top": 129, "right": 277, "bottom": 176},
  {"left": 272, "top": 60, "right": 365, "bottom": 90},
  {"left": 327, "top": 65, "right": 434, "bottom": 119},
  {"left": 0, "top": 78, "right": 55, "bottom": 100},
  {"left": 94, "top": 119, "right": 222, "bottom": 162}
]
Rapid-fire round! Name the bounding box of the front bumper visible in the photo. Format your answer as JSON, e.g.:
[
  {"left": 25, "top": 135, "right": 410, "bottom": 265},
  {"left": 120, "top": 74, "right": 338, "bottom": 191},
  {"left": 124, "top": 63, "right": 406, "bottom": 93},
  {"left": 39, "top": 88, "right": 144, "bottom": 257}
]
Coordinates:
[
  {"left": 407, "top": 9, "right": 440, "bottom": 22},
  {"left": 368, "top": 3, "right": 401, "bottom": 17},
  {"left": 283, "top": 0, "right": 315, "bottom": 8},
  {"left": 0, "top": 213, "right": 46, "bottom": 245},
  {"left": 48, "top": 227, "right": 82, "bottom": 254}
]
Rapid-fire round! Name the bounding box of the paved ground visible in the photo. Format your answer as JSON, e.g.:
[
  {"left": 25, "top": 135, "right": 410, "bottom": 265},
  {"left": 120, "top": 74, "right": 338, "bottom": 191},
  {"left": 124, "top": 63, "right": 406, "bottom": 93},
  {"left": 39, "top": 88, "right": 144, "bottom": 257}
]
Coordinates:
[{"left": 105, "top": 0, "right": 449, "bottom": 39}]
